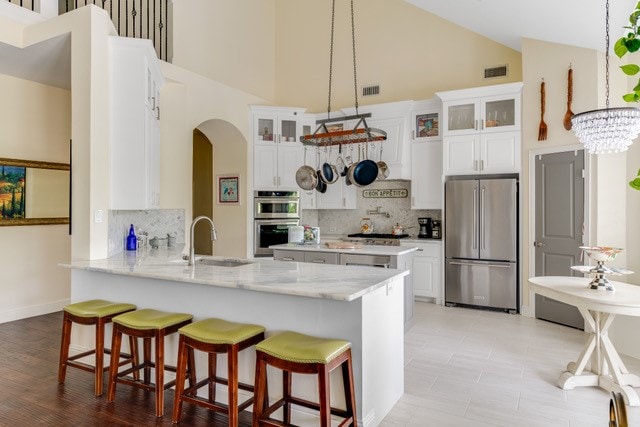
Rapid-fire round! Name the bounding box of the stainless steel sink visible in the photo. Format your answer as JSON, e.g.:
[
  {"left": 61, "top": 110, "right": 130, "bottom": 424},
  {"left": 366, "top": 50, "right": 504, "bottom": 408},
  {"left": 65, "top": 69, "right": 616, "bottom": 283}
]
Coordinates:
[{"left": 196, "top": 258, "right": 252, "bottom": 268}]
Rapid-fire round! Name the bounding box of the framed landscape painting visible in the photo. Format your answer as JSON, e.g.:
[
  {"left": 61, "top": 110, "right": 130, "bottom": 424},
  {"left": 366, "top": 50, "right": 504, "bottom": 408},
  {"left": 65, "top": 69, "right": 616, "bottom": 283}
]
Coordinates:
[{"left": 0, "top": 164, "right": 26, "bottom": 219}]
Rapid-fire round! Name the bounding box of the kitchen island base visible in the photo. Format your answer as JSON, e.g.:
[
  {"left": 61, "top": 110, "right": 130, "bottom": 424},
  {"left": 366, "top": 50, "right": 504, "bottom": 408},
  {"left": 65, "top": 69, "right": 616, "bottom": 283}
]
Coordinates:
[{"left": 70, "top": 268, "right": 405, "bottom": 426}]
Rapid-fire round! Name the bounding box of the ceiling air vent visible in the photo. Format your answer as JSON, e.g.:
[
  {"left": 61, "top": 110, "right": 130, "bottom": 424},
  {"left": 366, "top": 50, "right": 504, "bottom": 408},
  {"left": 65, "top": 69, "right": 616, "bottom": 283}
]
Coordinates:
[
  {"left": 362, "top": 84, "right": 380, "bottom": 97},
  {"left": 484, "top": 65, "right": 508, "bottom": 79}
]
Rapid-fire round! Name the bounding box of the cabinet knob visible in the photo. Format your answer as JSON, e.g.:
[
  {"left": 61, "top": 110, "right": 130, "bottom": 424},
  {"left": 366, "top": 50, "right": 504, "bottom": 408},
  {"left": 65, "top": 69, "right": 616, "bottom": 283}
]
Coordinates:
[{"left": 533, "top": 241, "right": 545, "bottom": 247}]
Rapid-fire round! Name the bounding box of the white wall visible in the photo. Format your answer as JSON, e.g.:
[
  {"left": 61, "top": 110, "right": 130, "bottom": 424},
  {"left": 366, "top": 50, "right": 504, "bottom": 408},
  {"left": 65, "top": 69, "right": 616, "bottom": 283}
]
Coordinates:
[{"left": 158, "top": 62, "right": 267, "bottom": 258}]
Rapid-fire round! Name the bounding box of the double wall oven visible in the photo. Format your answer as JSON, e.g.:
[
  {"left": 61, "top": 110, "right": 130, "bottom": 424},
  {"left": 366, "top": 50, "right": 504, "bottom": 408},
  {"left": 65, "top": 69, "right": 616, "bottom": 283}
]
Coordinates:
[{"left": 253, "top": 191, "right": 300, "bottom": 257}]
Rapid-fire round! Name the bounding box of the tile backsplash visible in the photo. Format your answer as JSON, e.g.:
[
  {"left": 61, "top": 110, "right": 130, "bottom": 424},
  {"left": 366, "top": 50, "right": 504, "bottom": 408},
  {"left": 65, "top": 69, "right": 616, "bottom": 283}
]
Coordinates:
[
  {"left": 300, "top": 180, "right": 441, "bottom": 236},
  {"left": 109, "top": 209, "right": 185, "bottom": 256}
]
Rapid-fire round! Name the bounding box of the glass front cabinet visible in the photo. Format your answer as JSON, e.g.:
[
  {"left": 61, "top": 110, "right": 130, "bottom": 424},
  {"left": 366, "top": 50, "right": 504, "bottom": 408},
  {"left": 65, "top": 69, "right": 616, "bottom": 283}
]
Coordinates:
[{"left": 439, "top": 83, "right": 522, "bottom": 137}]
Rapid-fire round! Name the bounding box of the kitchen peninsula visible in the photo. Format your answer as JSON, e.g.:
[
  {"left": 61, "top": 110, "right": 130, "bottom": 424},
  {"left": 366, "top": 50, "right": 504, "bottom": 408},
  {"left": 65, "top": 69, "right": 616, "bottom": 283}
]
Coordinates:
[{"left": 63, "top": 249, "right": 408, "bottom": 426}]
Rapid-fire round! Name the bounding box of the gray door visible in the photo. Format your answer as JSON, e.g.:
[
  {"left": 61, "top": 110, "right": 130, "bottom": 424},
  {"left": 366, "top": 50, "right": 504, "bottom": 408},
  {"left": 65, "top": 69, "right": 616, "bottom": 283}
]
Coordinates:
[
  {"left": 480, "top": 179, "right": 517, "bottom": 261},
  {"left": 534, "top": 150, "right": 584, "bottom": 329}
]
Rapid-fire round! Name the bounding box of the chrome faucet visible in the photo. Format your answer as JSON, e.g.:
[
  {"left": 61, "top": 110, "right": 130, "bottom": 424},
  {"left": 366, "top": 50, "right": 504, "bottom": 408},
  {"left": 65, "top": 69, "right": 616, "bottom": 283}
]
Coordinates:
[{"left": 188, "top": 216, "right": 217, "bottom": 266}]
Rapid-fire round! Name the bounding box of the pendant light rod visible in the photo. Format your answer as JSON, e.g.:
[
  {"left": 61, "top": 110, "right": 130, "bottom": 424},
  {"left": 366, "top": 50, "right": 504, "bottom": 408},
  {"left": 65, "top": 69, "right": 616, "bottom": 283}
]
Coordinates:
[{"left": 302, "top": 0, "right": 387, "bottom": 147}]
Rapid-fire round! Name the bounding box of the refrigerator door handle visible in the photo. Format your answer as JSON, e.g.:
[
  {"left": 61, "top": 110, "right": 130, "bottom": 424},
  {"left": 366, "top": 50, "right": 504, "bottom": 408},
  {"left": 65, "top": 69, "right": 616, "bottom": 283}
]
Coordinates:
[
  {"left": 449, "top": 261, "right": 512, "bottom": 268},
  {"left": 481, "top": 187, "right": 485, "bottom": 250},
  {"left": 473, "top": 187, "right": 478, "bottom": 249}
]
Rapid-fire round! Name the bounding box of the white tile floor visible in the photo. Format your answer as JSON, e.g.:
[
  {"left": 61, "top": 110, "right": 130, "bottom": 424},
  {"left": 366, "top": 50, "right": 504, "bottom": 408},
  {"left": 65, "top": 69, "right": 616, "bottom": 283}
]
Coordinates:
[{"left": 381, "top": 302, "right": 640, "bottom": 426}]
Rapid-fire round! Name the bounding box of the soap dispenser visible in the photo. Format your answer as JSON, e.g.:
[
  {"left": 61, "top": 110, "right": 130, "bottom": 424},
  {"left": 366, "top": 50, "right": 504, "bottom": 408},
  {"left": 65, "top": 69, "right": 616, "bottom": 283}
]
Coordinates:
[{"left": 126, "top": 224, "right": 137, "bottom": 251}]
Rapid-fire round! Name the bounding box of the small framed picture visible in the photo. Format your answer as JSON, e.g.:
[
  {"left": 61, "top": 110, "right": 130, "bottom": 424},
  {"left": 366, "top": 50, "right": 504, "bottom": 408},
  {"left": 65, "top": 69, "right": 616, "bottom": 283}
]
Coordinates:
[
  {"left": 218, "top": 175, "right": 239, "bottom": 204},
  {"left": 415, "top": 112, "right": 439, "bottom": 140}
]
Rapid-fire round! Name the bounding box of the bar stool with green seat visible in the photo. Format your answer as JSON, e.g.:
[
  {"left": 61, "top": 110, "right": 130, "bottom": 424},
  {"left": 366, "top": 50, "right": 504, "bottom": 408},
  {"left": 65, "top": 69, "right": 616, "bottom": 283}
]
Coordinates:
[
  {"left": 252, "top": 331, "right": 357, "bottom": 427},
  {"left": 171, "top": 318, "right": 266, "bottom": 425},
  {"left": 106, "top": 308, "right": 193, "bottom": 417},
  {"left": 58, "top": 299, "right": 137, "bottom": 396}
]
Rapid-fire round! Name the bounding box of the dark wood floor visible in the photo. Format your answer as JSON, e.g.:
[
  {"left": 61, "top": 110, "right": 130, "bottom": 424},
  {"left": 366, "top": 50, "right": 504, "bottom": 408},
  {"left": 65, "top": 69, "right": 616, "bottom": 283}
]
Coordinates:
[{"left": 0, "top": 311, "right": 253, "bottom": 426}]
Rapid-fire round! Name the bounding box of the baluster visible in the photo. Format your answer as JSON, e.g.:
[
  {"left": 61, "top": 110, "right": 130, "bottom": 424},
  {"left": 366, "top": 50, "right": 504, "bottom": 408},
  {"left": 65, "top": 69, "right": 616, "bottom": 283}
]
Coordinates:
[
  {"left": 132, "top": 0, "right": 136, "bottom": 37},
  {"left": 159, "top": 0, "right": 164, "bottom": 60}
]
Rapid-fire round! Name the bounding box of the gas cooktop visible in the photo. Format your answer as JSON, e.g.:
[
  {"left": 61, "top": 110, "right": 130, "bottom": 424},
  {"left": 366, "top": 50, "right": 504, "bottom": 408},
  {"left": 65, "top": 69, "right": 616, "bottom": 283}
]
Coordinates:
[
  {"left": 347, "top": 233, "right": 409, "bottom": 239},
  {"left": 344, "top": 233, "right": 409, "bottom": 246}
]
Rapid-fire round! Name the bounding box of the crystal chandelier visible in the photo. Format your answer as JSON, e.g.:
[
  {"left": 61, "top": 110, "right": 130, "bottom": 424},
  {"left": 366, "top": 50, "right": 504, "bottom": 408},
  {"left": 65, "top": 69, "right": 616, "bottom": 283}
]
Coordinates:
[{"left": 571, "top": 0, "right": 640, "bottom": 154}]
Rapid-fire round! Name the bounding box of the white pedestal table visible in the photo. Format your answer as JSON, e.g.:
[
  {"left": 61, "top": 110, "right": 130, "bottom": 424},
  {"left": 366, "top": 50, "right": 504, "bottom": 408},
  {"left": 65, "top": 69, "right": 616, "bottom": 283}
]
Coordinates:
[{"left": 529, "top": 276, "right": 640, "bottom": 405}]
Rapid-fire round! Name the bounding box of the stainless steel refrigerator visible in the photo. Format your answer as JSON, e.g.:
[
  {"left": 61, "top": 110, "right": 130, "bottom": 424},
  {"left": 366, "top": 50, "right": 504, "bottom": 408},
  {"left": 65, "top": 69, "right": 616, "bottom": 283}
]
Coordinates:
[{"left": 445, "top": 178, "right": 518, "bottom": 313}]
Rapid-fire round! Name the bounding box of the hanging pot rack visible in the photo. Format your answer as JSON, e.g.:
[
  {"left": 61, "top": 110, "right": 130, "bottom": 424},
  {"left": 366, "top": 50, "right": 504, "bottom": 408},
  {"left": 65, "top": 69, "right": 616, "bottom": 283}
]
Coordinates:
[
  {"left": 301, "top": 114, "right": 386, "bottom": 147},
  {"left": 300, "top": 0, "right": 387, "bottom": 148}
]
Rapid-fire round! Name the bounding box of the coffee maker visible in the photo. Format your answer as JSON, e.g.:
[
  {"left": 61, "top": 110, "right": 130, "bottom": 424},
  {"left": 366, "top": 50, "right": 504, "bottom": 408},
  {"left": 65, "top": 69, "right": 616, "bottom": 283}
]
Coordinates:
[{"left": 418, "top": 217, "right": 432, "bottom": 238}]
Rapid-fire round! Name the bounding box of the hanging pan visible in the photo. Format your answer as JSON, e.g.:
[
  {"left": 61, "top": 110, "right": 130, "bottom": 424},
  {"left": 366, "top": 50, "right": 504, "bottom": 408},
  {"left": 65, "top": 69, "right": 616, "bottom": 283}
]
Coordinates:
[
  {"left": 320, "top": 145, "right": 339, "bottom": 184},
  {"left": 350, "top": 142, "right": 378, "bottom": 187},
  {"left": 295, "top": 147, "right": 318, "bottom": 191}
]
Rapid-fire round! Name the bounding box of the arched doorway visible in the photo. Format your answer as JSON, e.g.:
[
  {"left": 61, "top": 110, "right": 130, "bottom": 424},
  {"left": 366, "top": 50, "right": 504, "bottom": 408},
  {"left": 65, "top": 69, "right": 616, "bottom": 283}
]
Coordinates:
[
  {"left": 192, "top": 119, "right": 248, "bottom": 258},
  {"left": 192, "top": 129, "right": 214, "bottom": 255}
]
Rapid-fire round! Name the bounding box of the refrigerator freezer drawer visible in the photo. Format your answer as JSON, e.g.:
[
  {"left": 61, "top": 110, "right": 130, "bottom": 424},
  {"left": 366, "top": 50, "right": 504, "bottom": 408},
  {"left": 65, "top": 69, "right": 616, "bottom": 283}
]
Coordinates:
[{"left": 445, "top": 259, "right": 517, "bottom": 310}]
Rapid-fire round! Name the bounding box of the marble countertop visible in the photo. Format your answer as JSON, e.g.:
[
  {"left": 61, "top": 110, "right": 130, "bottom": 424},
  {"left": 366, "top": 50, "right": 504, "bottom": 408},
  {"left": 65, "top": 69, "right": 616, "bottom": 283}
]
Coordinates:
[
  {"left": 270, "top": 243, "right": 419, "bottom": 256},
  {"left": 61, "top": 248, "right": 409, "bottom": 302}
]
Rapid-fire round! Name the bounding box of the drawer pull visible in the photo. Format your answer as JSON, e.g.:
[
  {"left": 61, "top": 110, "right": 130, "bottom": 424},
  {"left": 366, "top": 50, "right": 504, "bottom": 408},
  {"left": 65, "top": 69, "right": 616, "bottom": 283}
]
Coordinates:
[{"left": 281, "top": 257, "right": 295, "bottom": 261}]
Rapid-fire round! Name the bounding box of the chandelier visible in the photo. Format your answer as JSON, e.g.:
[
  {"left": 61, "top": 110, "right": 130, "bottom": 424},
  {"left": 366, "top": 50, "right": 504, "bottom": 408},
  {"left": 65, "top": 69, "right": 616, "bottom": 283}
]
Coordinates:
[{"left": 571, "top": 0, "right": 640, "bottom": 154}]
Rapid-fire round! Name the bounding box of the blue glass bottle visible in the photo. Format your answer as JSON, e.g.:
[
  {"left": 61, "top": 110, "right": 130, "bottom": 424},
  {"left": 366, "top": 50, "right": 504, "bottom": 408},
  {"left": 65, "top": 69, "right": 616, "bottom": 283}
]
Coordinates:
[{"left": 126, "top": 224, "right": 137, "bottom": 251}]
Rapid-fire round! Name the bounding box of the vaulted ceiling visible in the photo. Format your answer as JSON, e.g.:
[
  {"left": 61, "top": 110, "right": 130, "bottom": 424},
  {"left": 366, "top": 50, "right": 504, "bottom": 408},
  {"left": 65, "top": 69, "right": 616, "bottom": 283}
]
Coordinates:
[{"left": 405, "top": 0, "right": 637, "bottom": 52}]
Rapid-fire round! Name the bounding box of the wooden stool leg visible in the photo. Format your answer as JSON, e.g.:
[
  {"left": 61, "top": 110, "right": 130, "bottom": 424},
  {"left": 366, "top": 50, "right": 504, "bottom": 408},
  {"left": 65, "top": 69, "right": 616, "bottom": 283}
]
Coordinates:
[
  {"left": 155, "top": 330, "right": 165, "bottom": 418},
  {"left": 129, "top": 336, "right": 139, "bottom": 381},
  {"left": 171, "top": 335, "right": 189, "bottom": 424},
  {"left": 253, "top": 354, "right": 267, "bottom": 425},
  {"left": 94, "top": 317, "right": 107, "bottom": 396},
  {"left": 342, "top": 352, "right": 357, "bottom": 426},
  {"left": 188, "top": 346, "right": 196, "bottom": 388},
  {"left": 318, "top": 365, "right": 331, "bottom": 427},
  {"left": 228, "top": 345, "right": 239, "bottom": 427},
  {"left": 208, "top": 351, "right": 217, "bottom": 402},
  {"left": 283, "top": 370, "right": 292, "bottom": 424},
  {"left": 107, "top": 326, "right": 123, "bottom": 402},
  {"left": 58, "top": 313, "right": 72, "bottom": 384},
  {"left": 143, "top": 337, "right": 152, "bottom": 384}
]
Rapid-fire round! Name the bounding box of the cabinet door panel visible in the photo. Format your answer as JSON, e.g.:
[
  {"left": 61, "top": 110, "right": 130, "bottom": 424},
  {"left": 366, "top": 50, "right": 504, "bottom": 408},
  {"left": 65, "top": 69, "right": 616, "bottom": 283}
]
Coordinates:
[
  {"left": 278, "top": 144, "right": 303, "bottom": 189},
  {"left": 443, "top": 100, "right": 479, "bottom": 136},
  {"left": 480, "top": 132, "right": 520, "bottom": 173},
  {"left": 481, "top": 94, "right": 520, "bottom": 133},
  {"left": 253, "top": 144, "right": 278, "bottom": 189},
  {"left": 412, "top": 256, "right": 438, "bottom": 298},
  {"left": 443, "top": 135, "right": 479, "bottom": 175},
  {"left": 411, "top": 142, "right": 442, "bottom": 209}
]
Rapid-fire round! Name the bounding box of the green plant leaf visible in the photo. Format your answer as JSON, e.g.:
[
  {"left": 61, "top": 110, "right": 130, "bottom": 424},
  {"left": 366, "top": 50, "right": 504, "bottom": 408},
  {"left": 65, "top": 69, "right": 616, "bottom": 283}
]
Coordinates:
[
  {"left": 623, "top": 92, "right": 638, "bottom": 102},
  {"left": 616, "top": 38, "right": 629, "bottom": 58},
  {"left": 621, "top": 64, "right": 640, "bottom": 75},
  {"left": 626, "top": 38, "right": 640, "bottom": 52},
  {"left": 630, "top": 177, "right": 640, "bottom": 190}
]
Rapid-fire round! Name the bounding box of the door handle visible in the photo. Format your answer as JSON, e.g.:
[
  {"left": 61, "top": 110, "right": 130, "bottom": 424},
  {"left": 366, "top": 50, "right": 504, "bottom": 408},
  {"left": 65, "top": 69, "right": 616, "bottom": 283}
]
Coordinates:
[
  {"left": 473, "top": 188, "right": 478, "bottom": 249},
  {"left": 533, "top": 241, "right": 545, "bottom": 247},
  {"left": 449, "top": 261, "right": 511, "bottom": 268}
]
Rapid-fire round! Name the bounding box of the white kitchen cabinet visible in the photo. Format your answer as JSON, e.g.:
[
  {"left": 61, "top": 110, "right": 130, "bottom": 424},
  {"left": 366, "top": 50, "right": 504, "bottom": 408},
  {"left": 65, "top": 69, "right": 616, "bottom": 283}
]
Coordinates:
[
  {"left": 109, "top": 36, "right": 164, "bottom": 210},
  {"left": 316, "top": 180, "right": 357, "bottom": 209},
  {"left": 443, "top": 131, "right": 520, "bottom": 175},
  {"left": 411, "top": 141, "right": 442, "bottom": 209},
  {"left": 438, "top": 83, "right": 522, "bottom": 137},
  {"left": 437, "top": 83, "right": 523, "bottom": 176},
  {"left": 251, "top": 106, "right": 307, "bottom": 191},
  {"left": 401, "top": 240, "right": 442, "bottom": 303}
]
